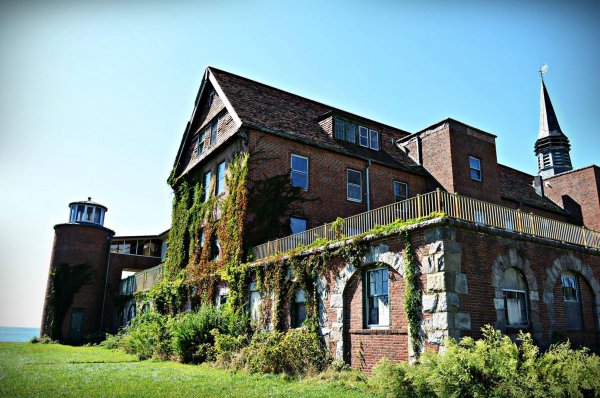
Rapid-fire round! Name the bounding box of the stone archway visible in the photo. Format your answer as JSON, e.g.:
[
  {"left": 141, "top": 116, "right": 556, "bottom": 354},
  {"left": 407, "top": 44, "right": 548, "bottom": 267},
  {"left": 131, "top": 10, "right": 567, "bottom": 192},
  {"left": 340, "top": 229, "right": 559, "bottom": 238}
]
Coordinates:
[
  {"left": 325, "top": 244, "right": 404, "bottom": 360},
  {"left": 543, "top": 254, "right": 600, "bottom": 336},
  {"left": 491, "top": 248, "right": 541, "bottom": 340}
]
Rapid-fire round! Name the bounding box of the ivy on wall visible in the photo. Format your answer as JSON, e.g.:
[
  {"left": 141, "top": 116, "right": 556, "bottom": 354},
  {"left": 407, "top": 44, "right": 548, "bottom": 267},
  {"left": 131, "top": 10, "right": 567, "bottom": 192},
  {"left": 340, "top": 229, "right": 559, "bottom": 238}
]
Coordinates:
[
  {"left": 402, "top": 230, "right": 422, "bottom": 359},
  {"left": 43, "top": 263, "right": 92, "bottom": 340}
]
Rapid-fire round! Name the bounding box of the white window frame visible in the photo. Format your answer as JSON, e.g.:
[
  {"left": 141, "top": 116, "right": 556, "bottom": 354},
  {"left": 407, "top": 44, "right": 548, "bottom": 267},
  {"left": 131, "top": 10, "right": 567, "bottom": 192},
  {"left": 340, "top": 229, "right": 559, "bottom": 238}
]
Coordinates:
[
  {"left": 358, "top": 126, "right": 369, "bottom": 147},
  {"left": 469, "top": 156, "right": 482, "bottom": 181},
  {"left": 393, "top": 181, "right": 408, "bottom": 202},
  {"left": 346, "top": 169, "right": 363, "bottom": 203},
  {"left": 365, "top": 268, "right": 390, "bottom": 328},
  {"left": 369, "top": 129, "right": 380, "bottom": 150},
  {"left": 503, "top": 288, "right": 529, "bottom": 328},
  {"left": 290, "top": 154, "right": 309, "bottom": 190},
  {"left": 209, "top": 118, "right": 218, "bottom": 146}
]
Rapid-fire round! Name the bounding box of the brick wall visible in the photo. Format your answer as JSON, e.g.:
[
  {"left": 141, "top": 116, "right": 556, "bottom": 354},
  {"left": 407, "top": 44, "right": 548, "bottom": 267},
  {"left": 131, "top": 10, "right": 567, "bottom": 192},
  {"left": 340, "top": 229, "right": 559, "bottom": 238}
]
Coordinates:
[
  {"left": 247, "top": 130, "right": 429, "bottom": 230},
  {"left": 41, "top": 223, "right": 114, "bottom": 342},
  {"left": 544, "top": 166, "right": 600, "bottom": 230}
]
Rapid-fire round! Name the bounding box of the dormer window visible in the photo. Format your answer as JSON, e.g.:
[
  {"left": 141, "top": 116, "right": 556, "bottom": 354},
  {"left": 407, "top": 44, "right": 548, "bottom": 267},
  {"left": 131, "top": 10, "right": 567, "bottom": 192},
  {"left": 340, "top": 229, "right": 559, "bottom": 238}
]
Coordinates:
[{"left": 335, "top": 117, "right": 379, "bottom": 150}]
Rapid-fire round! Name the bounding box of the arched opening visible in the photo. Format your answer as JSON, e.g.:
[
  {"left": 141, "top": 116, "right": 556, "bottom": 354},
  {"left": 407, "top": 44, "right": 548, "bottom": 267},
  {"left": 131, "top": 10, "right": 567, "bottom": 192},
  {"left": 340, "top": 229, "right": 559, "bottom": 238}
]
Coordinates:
[
  {"left": 342, "top": 263, "right": 407, "bottom": 372},
  {"left": 553, "top": 271, "right": 598, "bottom": 347}
]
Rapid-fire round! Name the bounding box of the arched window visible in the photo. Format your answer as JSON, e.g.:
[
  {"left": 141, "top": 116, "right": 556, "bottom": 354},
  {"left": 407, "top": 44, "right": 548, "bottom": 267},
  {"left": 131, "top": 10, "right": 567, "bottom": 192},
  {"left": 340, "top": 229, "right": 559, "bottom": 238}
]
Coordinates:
[
  {"left": 502, "top": 268, "right": 528, "bottom": 328},
  {"left": 561, "top": 272, "right": 583, "bottom": 330}
]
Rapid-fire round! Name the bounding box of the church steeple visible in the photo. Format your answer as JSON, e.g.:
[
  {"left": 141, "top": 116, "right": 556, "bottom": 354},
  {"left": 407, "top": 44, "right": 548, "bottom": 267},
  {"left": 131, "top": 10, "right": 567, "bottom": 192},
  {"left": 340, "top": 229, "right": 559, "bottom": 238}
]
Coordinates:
[{"left": 535, "top": 68, "right": 572, "bottom": 178}]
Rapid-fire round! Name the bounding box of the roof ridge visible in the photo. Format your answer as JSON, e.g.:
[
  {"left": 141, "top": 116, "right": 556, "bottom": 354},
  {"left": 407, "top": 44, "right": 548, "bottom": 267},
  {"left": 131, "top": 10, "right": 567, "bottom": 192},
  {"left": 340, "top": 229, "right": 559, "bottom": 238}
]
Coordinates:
[{"left": 207, "top": 66, "right": 410, "bottom": 134}]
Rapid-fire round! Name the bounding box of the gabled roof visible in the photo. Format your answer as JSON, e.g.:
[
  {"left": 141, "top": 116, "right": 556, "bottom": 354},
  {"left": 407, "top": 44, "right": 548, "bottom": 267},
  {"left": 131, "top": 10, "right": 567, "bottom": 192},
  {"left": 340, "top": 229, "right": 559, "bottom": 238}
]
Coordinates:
[
  {"left": 498, "top": 164, "right": 565, "bottom": 214},
  {"left": 538, "top": 79, "right": 565, "bottom": 140},
  {"left": 173, "top": 67, "right": 428, "bottom": 176}
]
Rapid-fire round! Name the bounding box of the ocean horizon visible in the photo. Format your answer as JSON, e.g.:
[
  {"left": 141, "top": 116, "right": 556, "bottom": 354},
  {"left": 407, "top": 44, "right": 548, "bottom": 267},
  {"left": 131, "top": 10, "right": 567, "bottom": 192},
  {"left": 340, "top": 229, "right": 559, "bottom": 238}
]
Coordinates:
[{"left": 0, "top": 326, "right": 40, "bottom": 343}]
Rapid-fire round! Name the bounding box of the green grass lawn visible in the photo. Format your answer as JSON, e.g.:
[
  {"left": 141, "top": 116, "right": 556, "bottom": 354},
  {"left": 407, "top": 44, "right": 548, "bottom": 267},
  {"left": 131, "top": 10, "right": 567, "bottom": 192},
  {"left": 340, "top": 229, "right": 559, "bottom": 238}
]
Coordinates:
[{"left": 0, "top": 343, "right": 375, "bottom": 398}]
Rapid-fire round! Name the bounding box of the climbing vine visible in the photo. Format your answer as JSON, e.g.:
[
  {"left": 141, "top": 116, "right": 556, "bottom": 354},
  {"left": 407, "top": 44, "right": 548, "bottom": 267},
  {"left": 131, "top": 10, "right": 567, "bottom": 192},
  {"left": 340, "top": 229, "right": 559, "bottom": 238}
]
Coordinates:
[
  {"left": 402, "top": 230, "right": 422, "bottom": 359},
  {"left": 43, "top": 263, "right": 92, "bottom": 340}
]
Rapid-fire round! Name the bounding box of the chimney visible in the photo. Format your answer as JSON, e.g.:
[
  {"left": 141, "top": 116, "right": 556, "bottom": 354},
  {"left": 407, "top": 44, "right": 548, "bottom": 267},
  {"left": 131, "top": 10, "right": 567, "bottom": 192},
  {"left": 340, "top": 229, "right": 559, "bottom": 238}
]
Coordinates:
[{"left": 533, "top": 176, "right": 544, "bottom": 197}]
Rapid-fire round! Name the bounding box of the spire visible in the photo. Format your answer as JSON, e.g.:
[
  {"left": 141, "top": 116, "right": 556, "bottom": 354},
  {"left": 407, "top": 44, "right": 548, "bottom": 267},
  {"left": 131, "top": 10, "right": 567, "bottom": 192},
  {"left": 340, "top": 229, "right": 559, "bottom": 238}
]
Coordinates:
[
  {"left": 538, "top": 79, "right": 565, "bottom": 139},
  {"left": 534, "top": 66, "right": 572, "bottom": 178}
]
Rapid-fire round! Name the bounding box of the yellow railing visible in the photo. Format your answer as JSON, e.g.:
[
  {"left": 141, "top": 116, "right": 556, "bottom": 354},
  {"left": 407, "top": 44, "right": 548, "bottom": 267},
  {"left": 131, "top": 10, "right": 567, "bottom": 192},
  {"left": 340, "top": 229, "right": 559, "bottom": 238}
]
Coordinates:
[
  {"left": 251, "top": 189, "right": 600, "bottom": 260},
  {"left": 119, "top": 264, "right": 164, "bottom": 296}
]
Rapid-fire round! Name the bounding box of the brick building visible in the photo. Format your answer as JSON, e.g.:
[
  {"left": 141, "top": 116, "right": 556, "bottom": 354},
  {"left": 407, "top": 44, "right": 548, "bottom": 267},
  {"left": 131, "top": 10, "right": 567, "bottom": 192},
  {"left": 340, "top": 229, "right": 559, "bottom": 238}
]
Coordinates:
[{"left": 43, "top": 67, "right": 599, "bottom": 372}]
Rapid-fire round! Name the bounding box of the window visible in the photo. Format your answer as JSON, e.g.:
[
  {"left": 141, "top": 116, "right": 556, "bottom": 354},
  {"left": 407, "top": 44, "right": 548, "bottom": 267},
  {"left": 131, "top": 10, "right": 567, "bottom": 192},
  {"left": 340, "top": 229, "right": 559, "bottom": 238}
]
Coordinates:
[
  {"left": 291, "top": 154, "right": 308, "bottom": 190},
  {"left": 347, "top": 169, "right": 362, "bottom": 202},
  {"left": 248, "top": 281, "right": 261, "bottom": 320},
  {"left": 369, "top": 129, "right": 380, "bottom": 150},
  {"left": 469, "top": 156, "right": 482, "bottom": 181},
  {"left": 216, "top": 161, "right": 226, "bottom": 195},
  {"left": 345, "top": 121, "right": 356, "bottom": 143},
  {"left": 561, "top": 273, "right": 578, "bottom": 302},
  {"left": 366, "top": 268, "right": 389, "bottom": 327},
  {"left": 502, "top": 268, "right": 528, "bottom": 328},
  {"left": 208, "top": 91, "right": 216, "bottom": 107},
  {"left": 335, "top": 118, "right": 345, "bottom": 140},
  {"left": 561, "top": 272, "right": 583, "bottom": 330},
  {"left": 291, "top": 290, "right": 306, "bottom": 328},
  {"left": 196, "top": 131, "right": 205, "bottom": 155},
  {"left": 394, "top": 181, "right": 408, "bottom": 202},
  {"left": 203, "top": 171, "right": 212, "bottom": 202},
  {"left": 359, "top": 126, "right": 369, "bottom": 147},
  {"left": 216, "top": 286, "right": 229, "bottom": 307},
  {"left": 209, "top": 118, "right": 218, "bottom": 146},
  {"left": 290, "top": 217, "right": 307, "bottom": 235},
  {"left": 210, "top": 233, "right": 220, "bottom": 260},
  {"left": 334, "top": 118, "right": 380, "bottom": 151}
]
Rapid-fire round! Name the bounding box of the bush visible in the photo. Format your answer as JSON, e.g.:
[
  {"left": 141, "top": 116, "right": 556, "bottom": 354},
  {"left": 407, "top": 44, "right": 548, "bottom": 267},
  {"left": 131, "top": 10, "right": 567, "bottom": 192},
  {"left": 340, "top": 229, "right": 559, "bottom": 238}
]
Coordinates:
[
  {"left": 235, "top": 328, "right": 331, "bottom": 375},
  {"left": 169, "top": 306, "right": 226, "bottom": 363},
  {"left": 370, "top": 325, "right": 600, "bottom": 398},
  {"left": 99, "top": 332, "right": 123, "bottom": 350},
  {"left": 30, "top": 335, "right": 56, "bottom": 344},
  {"left": 119, "top": 311, "right": 171, "bottom": 360},
  {"left": 212, "top": 329, "right": 248, "bottom": 365}
]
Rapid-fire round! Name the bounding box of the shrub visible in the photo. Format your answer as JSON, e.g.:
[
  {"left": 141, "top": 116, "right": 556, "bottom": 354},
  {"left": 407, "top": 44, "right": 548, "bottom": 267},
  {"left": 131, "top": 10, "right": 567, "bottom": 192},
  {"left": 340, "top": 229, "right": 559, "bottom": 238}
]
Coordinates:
[
  {"left": 169, "top": 306, "right": 226, "bottom": 363},
  {"left": 100, "top": 332, "right": 123, "bottom": 350},
  {"left": 370, "top": 325, "right": 600, "bottom": 398},
  {"left": 236, "top": 328, "right": 331, "bottom": 375},
  {"left": 30, "top": 335, "right": 56, "bottom": 344},
  {"left": 212, "top": 329, "right": 248, "bottom": 366},
  {"left": 119, "top": 311, "right": 171, "bottom": 360}
]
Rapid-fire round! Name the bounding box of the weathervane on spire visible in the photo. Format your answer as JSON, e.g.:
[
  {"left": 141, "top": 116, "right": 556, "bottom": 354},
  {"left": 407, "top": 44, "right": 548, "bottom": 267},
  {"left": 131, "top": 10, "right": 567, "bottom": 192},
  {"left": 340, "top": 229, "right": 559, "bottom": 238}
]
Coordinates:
[{"left": 539, "top": 64, "right": 549, "bottom": 79}]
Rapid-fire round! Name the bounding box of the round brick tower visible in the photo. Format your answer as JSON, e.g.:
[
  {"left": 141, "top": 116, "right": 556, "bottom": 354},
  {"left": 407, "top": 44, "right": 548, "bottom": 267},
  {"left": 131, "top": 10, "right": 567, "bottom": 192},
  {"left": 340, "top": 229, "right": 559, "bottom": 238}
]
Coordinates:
[{"left": 41, "top": 198, "right": 115, "bottom": 343}]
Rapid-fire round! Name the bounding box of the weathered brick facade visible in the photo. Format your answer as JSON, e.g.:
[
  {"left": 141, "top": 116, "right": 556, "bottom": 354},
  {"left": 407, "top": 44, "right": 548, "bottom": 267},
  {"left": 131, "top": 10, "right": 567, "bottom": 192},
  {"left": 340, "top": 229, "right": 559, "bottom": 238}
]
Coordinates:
[{"left": 43, "top": 66, "right": 599, "bottom": 373}]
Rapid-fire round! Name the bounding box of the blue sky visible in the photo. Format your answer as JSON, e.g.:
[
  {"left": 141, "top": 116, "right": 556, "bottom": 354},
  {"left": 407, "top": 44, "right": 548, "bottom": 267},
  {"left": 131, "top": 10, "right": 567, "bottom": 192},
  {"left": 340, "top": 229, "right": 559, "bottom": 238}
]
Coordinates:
[{"left": 0, "top": 0, "right": 598, "bottom": 327}]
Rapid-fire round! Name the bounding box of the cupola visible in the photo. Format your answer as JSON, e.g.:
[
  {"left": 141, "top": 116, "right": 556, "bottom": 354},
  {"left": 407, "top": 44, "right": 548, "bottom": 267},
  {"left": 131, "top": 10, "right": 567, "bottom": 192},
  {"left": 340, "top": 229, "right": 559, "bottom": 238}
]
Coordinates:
[{"left": 68, "top": 197, "right": 107, "bottom": 226}]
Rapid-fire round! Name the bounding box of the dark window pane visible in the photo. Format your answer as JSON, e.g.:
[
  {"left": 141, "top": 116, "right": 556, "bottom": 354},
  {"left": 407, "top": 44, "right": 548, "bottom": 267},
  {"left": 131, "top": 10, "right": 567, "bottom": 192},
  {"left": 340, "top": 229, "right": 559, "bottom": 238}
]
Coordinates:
[
  {"left": 335, "top": 118, "right": 345, "bottom": 140},
  {"left": 345, "top": 122, "right": 356, "bottom": 143}
]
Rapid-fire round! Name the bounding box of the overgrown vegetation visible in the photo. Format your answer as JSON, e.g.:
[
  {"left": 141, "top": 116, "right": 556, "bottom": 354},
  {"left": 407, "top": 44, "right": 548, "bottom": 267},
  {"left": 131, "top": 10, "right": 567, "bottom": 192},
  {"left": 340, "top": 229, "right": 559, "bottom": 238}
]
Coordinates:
[
  {"left": 370, "top": 325, "right": 600, "bottom": 398},
  {"left": 42, "top": 263, "right": 92, "bottom": 340},
  {"left": 402, "top": 231, "right": 421, "bottom": 359}
]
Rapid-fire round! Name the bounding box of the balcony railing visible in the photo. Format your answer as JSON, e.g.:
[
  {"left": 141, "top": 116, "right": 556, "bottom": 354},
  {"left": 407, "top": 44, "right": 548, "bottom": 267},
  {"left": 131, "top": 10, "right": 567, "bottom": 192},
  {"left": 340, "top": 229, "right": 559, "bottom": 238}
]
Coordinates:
[
  {"left": 120, "top": 264, "right": 164, "bottom": 296},
  {"left": 251, "top": 189, "right": 600, "bottom": 260}
]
